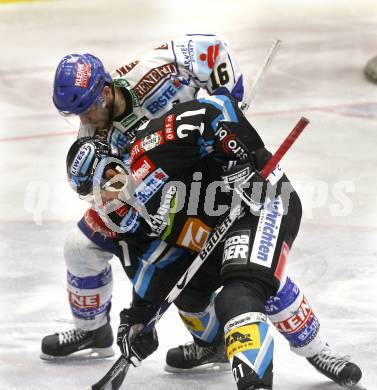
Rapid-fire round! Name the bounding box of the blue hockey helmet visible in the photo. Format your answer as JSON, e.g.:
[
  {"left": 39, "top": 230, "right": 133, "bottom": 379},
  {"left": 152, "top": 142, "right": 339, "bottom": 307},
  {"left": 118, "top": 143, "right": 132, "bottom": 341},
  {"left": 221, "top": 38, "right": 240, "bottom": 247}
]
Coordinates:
[{"left": 53, "top": 53, "right": 112, "bottom": 115}]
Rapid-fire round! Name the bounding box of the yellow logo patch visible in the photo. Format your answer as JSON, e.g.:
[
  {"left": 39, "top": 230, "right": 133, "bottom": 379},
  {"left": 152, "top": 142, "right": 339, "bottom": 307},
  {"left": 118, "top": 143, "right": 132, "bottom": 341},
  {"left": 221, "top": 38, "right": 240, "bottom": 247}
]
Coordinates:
[
  {"left": 225, "top": 324, "right": 261, "bottom": 359},
  {"left": 179, "top": 314, "right": 205, "bottom": 332}
]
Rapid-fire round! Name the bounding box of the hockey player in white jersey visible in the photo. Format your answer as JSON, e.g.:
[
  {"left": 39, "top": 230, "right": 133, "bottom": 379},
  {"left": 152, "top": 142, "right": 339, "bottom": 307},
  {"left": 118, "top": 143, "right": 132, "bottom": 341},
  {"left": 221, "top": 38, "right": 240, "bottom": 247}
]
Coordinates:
[{"left": 42, "top": 34, "right": 361, "bottom": 388}]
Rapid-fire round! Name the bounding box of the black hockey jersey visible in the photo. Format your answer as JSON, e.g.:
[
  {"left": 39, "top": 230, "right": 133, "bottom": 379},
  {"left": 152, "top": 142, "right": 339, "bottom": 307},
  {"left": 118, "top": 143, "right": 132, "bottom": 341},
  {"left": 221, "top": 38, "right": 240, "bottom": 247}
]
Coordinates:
[{"left": 105, "top": 95, "right": 287, "bottom": 253}]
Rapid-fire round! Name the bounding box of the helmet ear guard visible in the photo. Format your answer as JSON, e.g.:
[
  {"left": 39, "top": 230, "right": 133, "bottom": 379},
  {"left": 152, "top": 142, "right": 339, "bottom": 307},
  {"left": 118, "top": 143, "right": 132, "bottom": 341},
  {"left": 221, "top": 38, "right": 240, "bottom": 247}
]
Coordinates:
[
  {"left": 53, "top": 53, "right": 112, "bottom": 115},
  {"left": 66, "top": 137, "right": 121, "bottom": 196}
]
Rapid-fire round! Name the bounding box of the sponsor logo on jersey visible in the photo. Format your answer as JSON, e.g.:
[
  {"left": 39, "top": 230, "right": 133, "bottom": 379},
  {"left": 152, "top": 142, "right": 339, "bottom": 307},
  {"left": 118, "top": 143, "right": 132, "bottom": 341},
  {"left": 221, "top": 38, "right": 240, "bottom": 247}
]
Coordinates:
[
  {"left": 69, "top": 292, "right": 100, "bottom": 309},
  {"left": 120, "top": 113, "right": 138, "bottom": 129},
  {"left": 199, "top": 44, "right": 220, "bottom": 69},
  {"left": 129, "top": 140, "right": 143, "bottom": 164},
  {"left": 74, "top": 62, "right": 91, "bottom": 88},
  {"left": 249, "top": 197, "right": 283, "bottom": 268},
  {"left": 164, "top": 114, "right": 175, "bottom": 141},
  {"left": 222, "top": 230, "right": 250, "bottom": 265},
  {"left": 149, "top": 185, "right": 177, "bottom": 234},
  {"left": 223, "top": 166, "right": 251, "bottom": 185},
  {"left": 272, "top": 296, "right": 314, "bottom": 335},
  {"left": 198, "top": 205, "right": 241, "bottom": 260},
  {"left": 129, "top": 132, "right": 163, "bottom": 164},
  {"left": 134, "top": 168, "right": 169, "bottom": 204},
  {"left": 177, "top": 40, "right": 195, "bottom": 71},
  {"left": 131, "top": 156, "right": 155, "bottom": 182},
  {"left": 177, "top": 217, "right": 213, "bottom": 252},
  {"left": 115, "top": 60, "right": 139, "bottom": 77},
  {"left": 215, "top": 127, "right": 248, "bottom": 160},
  {"left": 141, "top": 131, "right": 163, "bottom": 151},
  {"left": 133, "top": 63, "right": 178, "bottom": 100},
  {"left": 145, "top": 84, "right": 179, "bottom": 115},
  {"left": 71, "top": 143, "right": 94, "bottom": 176},
  {"left": 114, "top": 78, "right": 130, "bottom": 88},
  {"left": 120, "top": 209, "right": 140, "bottom": 233},
  {"left": 109, "top": 127, "right": 129, "bottom": 150},
  {"left": 114, "top": 204, "right": 129, "bottom": 217}
]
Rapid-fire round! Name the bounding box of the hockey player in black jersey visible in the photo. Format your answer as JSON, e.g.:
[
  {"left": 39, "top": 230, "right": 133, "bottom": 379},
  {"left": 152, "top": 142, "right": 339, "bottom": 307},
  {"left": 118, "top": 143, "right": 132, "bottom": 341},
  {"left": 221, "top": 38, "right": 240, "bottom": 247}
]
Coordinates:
[{"left": 66, "top": 95, "right": 362, "bottom": 389}]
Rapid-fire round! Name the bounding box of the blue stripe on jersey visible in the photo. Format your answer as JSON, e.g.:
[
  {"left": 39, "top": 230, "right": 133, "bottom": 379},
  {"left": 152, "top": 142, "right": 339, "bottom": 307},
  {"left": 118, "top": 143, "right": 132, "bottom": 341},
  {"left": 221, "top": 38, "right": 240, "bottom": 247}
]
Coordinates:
[
  {"left": 211, "top": 113, "right": 225, "bottom": 133},
  {"left": 136, "top": 263, "right": 156, "bottom": 298},
  {"left": 144, "top": 239, "right": 162, "bottom": 260},
  {"left": 156, "top": 247, "right": 185, "bottom": 268},
  {"left": 132, "top": 242, "right": 183, "bottom": 298},
  {"left": 198, "top": 95, "right": 239, "bottom": 126},
  {"left": 198, "top": 96, "right": 223, "bottom": 111},
  {"left": 215, "top": 94, "right": 239, "bottom": 122},
  {"left": 67, "top": 266, "right": 112, "bottom": 290}
]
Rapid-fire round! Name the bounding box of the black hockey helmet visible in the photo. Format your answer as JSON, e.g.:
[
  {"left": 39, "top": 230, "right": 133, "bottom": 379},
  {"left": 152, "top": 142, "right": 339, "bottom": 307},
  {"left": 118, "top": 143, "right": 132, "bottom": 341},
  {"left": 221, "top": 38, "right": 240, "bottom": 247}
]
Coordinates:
[{"left": 66, "top": 137, "right": 120, "bottom": 196}]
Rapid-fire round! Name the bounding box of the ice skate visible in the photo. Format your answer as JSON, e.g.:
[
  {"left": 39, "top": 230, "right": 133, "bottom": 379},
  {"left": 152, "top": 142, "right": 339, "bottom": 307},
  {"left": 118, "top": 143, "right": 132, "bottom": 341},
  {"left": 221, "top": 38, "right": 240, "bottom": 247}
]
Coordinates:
[
  {"left": 165, "top": 341, "right": 230, "bottom": 373},
  {"left": 40, "top": 322, "right": 114, "bottom": 360},
  {"left": 307, "top": 344, "right": 362, "bottom": 387}
]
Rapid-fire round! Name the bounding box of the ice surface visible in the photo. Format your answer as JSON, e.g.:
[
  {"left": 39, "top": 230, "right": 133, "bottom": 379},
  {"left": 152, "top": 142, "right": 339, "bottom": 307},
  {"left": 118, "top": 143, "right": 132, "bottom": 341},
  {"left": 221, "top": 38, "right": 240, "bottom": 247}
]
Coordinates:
[{"left": 0, "top": 0, "right": 376, "bottom": 389}]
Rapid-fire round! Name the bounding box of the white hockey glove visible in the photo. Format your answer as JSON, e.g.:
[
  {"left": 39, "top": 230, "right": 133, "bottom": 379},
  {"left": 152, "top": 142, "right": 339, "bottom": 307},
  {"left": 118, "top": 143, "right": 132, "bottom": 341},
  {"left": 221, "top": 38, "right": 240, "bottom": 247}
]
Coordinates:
[
  {"left": 117, "top": 308, "right": 158, "bottom": 367},
  {"left": 222, "top": 162, "right": 268, "bottom": 212}
]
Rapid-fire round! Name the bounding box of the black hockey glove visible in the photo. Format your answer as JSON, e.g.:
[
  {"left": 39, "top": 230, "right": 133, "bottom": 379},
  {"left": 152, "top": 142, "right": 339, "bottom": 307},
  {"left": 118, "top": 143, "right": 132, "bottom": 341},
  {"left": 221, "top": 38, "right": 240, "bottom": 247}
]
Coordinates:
[
  {"left": 117, "top": 308, "right": 158, "bottom": 367},
  {"left": 222, "top": 162, "right": 269, "bottom": 212}
]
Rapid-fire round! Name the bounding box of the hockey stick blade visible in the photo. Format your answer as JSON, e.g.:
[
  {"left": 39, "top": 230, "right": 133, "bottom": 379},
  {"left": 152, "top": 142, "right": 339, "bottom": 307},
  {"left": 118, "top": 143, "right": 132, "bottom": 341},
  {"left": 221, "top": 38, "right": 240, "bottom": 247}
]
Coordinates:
[
  {"left": 88, "top": 356, "right": 130, "bottom": 390},
  {"left": 88, "top": 116, "right": 309, "bottom": 390}
]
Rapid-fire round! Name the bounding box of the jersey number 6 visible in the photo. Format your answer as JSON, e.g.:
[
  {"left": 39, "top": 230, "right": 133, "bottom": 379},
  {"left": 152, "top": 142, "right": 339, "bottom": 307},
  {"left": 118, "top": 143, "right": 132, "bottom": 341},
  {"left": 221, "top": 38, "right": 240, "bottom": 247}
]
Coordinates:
[{"left": 210, "top": 63, "right": 230, "bottom": 89}]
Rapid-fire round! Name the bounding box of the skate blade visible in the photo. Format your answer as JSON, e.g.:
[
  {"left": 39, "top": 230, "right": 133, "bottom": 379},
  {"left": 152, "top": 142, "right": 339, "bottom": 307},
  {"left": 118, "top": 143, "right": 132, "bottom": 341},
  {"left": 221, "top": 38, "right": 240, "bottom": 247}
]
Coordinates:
[
  {"left": 164, "top": 361, "right": 230, "bottom": 374},
  {"left": 40, "top": 346, "right": 115, "bottom": 361}
]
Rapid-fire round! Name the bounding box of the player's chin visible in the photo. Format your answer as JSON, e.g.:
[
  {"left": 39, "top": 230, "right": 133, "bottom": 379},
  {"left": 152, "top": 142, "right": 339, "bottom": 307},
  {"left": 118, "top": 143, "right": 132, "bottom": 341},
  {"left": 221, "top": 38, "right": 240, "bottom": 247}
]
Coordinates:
[{"left": 94, "top": 121, "right": 109, "bottom": 131}]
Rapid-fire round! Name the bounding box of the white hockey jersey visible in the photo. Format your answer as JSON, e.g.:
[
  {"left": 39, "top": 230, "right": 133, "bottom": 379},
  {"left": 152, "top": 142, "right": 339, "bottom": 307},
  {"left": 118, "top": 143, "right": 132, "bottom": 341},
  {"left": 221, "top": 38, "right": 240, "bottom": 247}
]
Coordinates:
[{"left": 78, "top": 34, "right": 244, "bottom": 150}]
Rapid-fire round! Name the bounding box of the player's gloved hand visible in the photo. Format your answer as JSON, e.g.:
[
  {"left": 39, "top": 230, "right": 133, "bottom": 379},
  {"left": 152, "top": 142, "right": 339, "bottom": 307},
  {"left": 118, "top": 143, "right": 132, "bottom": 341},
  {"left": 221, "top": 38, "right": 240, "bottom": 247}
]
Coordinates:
[
  {"left": 222, "top": 162, "right": 268, "bottom": 212},
  {"left": 117, "top": 308, "right": 158, "bottom": 367}
]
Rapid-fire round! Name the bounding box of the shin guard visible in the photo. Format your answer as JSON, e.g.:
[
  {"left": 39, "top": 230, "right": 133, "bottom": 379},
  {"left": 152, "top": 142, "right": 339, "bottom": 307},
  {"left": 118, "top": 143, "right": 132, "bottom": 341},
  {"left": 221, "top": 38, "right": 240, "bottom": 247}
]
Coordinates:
[
  {"left": 266, "top": 275, "right": 326, "bottom": 357},
  {"left": 224, "top": 312, "right": 273, "bottom": 390}
]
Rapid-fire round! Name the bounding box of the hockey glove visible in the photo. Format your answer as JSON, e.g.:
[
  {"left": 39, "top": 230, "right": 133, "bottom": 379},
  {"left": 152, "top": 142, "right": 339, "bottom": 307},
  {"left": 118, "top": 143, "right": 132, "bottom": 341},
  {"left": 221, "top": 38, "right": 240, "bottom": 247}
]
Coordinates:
[
  {"left": 222, "top": 162, "right": 268, "bottom": 212},
  {"left": 117, "top": 308, "right": 159, "bottom": 367}
]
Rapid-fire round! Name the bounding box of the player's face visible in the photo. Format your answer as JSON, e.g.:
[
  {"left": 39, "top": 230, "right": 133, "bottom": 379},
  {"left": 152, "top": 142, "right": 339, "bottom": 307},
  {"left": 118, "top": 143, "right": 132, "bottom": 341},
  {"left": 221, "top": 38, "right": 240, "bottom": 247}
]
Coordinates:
[{"left": 79, "top": 87, "right": 112, "bottom": 130}]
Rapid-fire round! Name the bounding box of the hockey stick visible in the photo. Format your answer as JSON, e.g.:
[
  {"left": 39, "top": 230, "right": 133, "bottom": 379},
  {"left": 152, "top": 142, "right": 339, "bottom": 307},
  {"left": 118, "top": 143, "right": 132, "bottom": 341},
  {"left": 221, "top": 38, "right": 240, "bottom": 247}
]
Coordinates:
[
  {"left": 240, "top": 39, "right": 282, "bottom": 113},
  {"left": 86, "top": 116, "right": 309, "bottom": 390}
]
